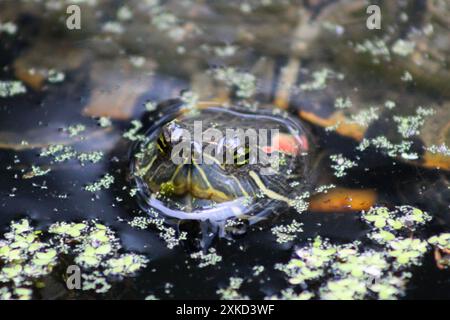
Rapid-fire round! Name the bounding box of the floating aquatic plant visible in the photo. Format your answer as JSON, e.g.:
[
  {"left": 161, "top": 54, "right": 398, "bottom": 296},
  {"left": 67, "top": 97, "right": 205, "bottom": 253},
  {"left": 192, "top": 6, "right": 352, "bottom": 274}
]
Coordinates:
[
  {"left": 271, "top": 220, "right": 303, "bottom": 244},
  {"left": 330, "top": 154, "right": 357, "bottom": 177},
  {"left": 0, "top": 81, "right": 26, "bottom": 97},
  {"left": 84, "top": 174, "right": 115, "bottom": 193},
  {"left": 213, "top": 67, "right": 257, "bottom": 99},
  {"left": 363, "top": 206, "right": 431, "bottom": 244},
  {"left": 128, "top": 216, "right": 187, "bottom": 249},
  {"left": 190, "top": 248, "right": 223, "bottom": 268},
  {"left": 428, "top": 233, "right": 450, "bottom": 251},
  {"left": 387, "top": 238, "right": 428, "bottom": 267},
  {"left": 275, "top": 229, "right": 430, "bottom": 300},
  {"left": 0, "top": 219, "right": 148, "bottom": 299},
  {"left": 217, "top": 277, "right": 248, "bottom": 300}
]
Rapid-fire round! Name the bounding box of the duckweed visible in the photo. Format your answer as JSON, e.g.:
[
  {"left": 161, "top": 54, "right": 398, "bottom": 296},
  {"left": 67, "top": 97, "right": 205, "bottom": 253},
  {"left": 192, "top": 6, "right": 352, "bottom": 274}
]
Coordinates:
[
  {"left": 98, "top": 117, "right": 112, "bottom": 128},
  {"left": 330, "top": 154, "right": 357, "bottom": 177},
  {"left": 335, "top": 97, "right": 352, "bottom": 109},
  {"left": 428, "top": 233, "right": 450, "bottom": 250},
  {"left": 22, "top": 166, "right": 51, "bottom": 179},
  {"left": 357, "top": 136, "right": 417, "bottom": 160},
  {"left": 47, "top": 70, "right": 65, "bottom": 83},
  {"left": 363, "top": 206, "right": 431, "bottom": 244},
  {"left": 299, "top": 68, "right": 344, "bottom": 91},
  {"left": 40, "top": 144, "right": 103, "bottom": 165},
  {"left": 84, "top": 174, "right": 115, "bottom": 193},
  {"left": 64, "top": 124, "right": 86, "bottom": 138},
  {"left": 428, "top": 234, "right": 450, "bottom": 268},
  {"left": 190, "top": 248, "right": 222, "bottom": 268},
  {"left": 426, "top": 144, "right": 450, "bottom": 157},
  {"left": 271, "top": 220, "right": 303, "bottom": 244},
  {"left": 266, "top": 288, "right": 314, "bottom": 300},
  {"left": 123, "top": 120, "right": 145, "bottom": 142},
  {"left": 0, "top": 21, "right": 17, "bottom": 35},
  {"left": 0, "top": 81, "right": 26, "bottom": 97},
  {"left": 128, "top": 216, "right": 187, "bottom": 249},
  {"left": 291, "top": 191, "right": 310, "bottom": 214},
  {"left": 276, "top": 225, "right": 430, "bottom": 300},
  {"left": 391, "top": 40, "right": 415, "bottom": 57},
  {"left": 213, "top": 68, "right": 256, "bottom": 99},
  {"left": 354, "top": 38, "right": 391, "bottom": 62},
  {"left": 388, "top": 239, "right": 428, "bottom": 267},
  {"left": 0, "top": 219, "right": 148, "bottom": 299},
  {"left": 278, "top": 237, "right": 336, "bottom": 285},
  {"left": 401, "top": 71, "right": 413, "bottom": 82},
  {"left": 349, "top": 107, "right": 379, "bottom": 127},
  {"left": 320, "top": 278, "right": 367, "bottom": 300},
  {"left": 217, "top": 277, "right": 248, "bottom": 300},
  {"left": 393, "top": 107, "right": 435, "bottom": 139}
]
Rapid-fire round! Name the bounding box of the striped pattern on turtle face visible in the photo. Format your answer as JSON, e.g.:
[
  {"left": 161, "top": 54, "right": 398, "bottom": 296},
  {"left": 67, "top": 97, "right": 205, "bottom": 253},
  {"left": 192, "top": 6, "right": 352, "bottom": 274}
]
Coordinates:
[{"left": 131, "top": 105, "right": 310, "bottom": 221}]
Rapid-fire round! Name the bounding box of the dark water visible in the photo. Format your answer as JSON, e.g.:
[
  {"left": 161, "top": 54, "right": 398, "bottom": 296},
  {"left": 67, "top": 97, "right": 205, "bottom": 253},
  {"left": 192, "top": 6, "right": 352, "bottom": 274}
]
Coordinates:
[{"left": 0, "top": 0, "right": 449, "bottom": 299}]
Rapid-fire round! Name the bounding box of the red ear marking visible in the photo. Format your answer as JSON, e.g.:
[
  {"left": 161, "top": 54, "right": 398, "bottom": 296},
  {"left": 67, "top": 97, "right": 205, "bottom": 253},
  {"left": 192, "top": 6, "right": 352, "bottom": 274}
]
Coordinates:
[{"left": 262, "top": 133, "right": 308, "bottom": 155}]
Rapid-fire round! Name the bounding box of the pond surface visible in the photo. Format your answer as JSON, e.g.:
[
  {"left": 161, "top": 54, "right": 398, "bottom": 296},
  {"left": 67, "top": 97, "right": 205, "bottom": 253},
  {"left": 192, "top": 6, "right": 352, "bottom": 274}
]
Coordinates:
[{"left": 0, "top": 0, "right": 449, "bottom": 300}]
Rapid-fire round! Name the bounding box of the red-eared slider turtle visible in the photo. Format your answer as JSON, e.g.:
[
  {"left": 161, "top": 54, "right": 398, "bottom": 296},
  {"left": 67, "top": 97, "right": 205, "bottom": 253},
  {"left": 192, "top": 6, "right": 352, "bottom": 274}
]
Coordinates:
[{"left": 130, "top": 101, "right": 311, "bottom": 239}]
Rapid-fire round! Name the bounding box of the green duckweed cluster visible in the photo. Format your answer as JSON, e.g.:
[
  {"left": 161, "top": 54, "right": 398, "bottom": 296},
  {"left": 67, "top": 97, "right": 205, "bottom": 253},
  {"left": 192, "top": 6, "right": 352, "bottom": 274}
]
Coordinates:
[
  {"left": 128, "top": 216, "right": 187, "bottom": 249},
  {"left": 63, "top": 124, "right": 86, "bottom": 138},
  {"left": 190, "top": 248, "right": 223, "bottom": 268},
  {"left": 335, "top": 97, "right": 352, "bottom": 109},
  {"left": 266, "top": 287, "right": 314, "bottom": 300},
  {"left": 391, "top": 39, "right": 416, "bottom": 57},
  {"left": 363, "top": 206, "right": 431, "bottom": 244},
  {"left": 84, "top": 174, "right": 115, "bottom": 193},
  {"left": 356, "top": 105, "right": 436, "bottom": 160},
  {"left": 426, "top": 144, "right": 450, "bottom": 157},
  {"left": 393, "top": 107, "right": 435, "bottom": 139},
  {"left": 216, "top": 277, "right": 248, "bottom": 300},
  {"left": 0, "top": 81, "right": 26, "bottom": 98},
  {"left": 428, "top": 233, "right": 450, "bottom": 269},
  {"left": 330, "top": 154, "right": 357, "bottom": 177},
  {"left": 22, "top": 166, "right": 51, "bottom": 179},
  {"left": 387, "top": 238, "right": 428, "bottom": 267},
  {"left": 149, "top": 1, "right": 188, "bottom": 42},
  {"left": 213, "top": 67, "right": 257, "bottom": 99},
  {"left": 47, "top": 69, "right": 65, "bottom": 83},
  {"left": 0, "top": 21, "right": 17, "bottom": 35},
  {"left": 0, "top": 219, "right": 148, "bottom": 299},
  {"left": 349, "top": 107, "right": 379, "bottom": 127},
  {"left": 273, "top": 204, "right": 434, "bottom": 300},
  {"left": 357, "top": 136, "right": 417, "bottom": 160},
  {"left": 123, "top": 120, "right": 145, "bottom": 142},
  {"left": 354, "top": 38, "right": 391, "bottom": 63},
  {"left": 271, "top": 220, "right": 303, "bottom": 244},
  {"left": 299, "top": 68, "right": 344, "bottom": 91},
  {"left": 428, "top": 233, "right": 450, "bottom": 251},
  {"left": 98, "top": 117, "right": 112, "bottom": 128},
  {"left": 40, "top": 144, "right": 104, "bottom": 165},
  {"left": 291, "top": 191, "right": 311, "bottom": 214},
  {"left": 274, "top": 236, "right": 420, "bottom": 300}
]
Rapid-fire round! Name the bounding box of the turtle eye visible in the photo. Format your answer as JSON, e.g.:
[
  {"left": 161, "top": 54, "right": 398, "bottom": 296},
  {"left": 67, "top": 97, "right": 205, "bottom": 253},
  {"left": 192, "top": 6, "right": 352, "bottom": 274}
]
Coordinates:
[{"left": 156, "top": 132, "right": 170, "bottom": 155}]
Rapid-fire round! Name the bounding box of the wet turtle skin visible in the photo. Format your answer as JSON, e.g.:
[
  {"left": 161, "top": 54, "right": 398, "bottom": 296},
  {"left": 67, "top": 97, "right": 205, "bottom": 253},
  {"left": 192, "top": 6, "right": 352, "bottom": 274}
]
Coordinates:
[{"left": 131, "top": 101, "right": 311, "bottom": 232}]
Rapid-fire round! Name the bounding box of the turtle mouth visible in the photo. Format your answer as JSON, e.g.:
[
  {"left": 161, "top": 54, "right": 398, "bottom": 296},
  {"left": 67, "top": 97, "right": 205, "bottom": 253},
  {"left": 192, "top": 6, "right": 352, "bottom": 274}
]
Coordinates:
[
  {"left": 144, "top": 161, "right": 253, "bottom": 204},
  {"left": 133, "top": 161, "right": 257, "bottom": 219}
]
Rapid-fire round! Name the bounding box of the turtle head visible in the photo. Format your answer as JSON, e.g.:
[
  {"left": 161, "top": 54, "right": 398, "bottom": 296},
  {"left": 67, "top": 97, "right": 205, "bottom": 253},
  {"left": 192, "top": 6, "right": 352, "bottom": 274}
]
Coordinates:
[
  {"left": 138, "top": 119, "right": 255, "bottom": 204},
  {"left": 132, "top": 106, "right": 310, "bottom": 217}
]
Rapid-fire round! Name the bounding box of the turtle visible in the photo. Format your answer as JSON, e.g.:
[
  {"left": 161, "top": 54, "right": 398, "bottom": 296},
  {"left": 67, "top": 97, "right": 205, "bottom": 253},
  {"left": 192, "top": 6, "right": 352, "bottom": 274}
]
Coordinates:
[{"left": 129, "top": 99, "right": 311, "bottom": 239}]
